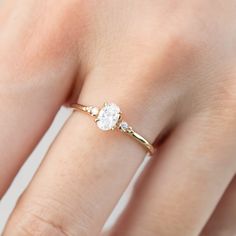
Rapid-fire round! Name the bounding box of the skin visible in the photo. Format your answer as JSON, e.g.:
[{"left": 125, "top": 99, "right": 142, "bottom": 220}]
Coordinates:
[{"left": 0, "top": 0, "right": 236, "bottom": 235}]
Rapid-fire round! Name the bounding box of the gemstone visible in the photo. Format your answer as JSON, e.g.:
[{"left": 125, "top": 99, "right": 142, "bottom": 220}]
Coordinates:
[
  {"left": 119, "top": 121, "right": 129, "bottom": 131},
  {"left": 96, "top": 103, "right": 121, "bottom": 131},
  {"left": 90, "top": 107, "right": 99, "bottom": 116}
]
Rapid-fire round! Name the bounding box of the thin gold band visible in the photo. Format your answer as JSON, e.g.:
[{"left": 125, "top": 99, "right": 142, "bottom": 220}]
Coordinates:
[{"left": 71, "top": 103, "right": 155, "bottom": 155}]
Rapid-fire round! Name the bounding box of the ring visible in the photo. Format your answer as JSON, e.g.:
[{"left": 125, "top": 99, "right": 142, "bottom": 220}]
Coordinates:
[{"left": 71, "top": 102, "right": 155, "bottom": 155}]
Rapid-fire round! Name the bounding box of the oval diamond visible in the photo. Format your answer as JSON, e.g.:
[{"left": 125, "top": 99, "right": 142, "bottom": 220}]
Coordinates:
[{"left": 96, "top": 103, "right": 121, "bottom": 131}]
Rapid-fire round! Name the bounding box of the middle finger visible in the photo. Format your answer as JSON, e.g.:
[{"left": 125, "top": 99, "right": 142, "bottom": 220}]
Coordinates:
[{"left": 3, "top": 66, "right": 175, "bottom": 236}]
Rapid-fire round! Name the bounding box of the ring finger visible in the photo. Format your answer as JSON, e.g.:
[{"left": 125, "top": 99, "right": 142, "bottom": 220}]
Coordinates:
[{"left": 3, "top": 61, "right": 176, "bottom": 235}]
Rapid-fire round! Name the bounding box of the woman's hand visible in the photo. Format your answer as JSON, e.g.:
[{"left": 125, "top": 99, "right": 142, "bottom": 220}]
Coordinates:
[{"left": 1, "top": 1, "right": 236, "bottom": 235}]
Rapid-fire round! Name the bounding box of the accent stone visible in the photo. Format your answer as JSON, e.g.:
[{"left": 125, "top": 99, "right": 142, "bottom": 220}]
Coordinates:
[
  {"left": 119, "top": 121, "right": 129, "bottom": 132},
  {"left": 90, "top": 107, "right": 99, "bottom": 116}
]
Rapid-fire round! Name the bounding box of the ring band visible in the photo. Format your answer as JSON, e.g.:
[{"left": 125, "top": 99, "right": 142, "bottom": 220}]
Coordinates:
[{"left": 71, "top": 102, "right": 155, "bottom": 155}]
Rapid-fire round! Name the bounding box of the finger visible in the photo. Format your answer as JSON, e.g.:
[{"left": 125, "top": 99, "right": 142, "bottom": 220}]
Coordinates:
[
  {"left": 107, "top": 112, "right": 236, "bottom": 236},
  {"left": 200, "top": 176, "right": 236, "bottom": 236},
  {"left": 0, "top": 68, "right": 74, "bottom": 197},
  {"left": 0, "top": 2, "right": 79, "bottom": 197},
  {"left": 3, "top": 64, "right": 177, "bottom": 236}
]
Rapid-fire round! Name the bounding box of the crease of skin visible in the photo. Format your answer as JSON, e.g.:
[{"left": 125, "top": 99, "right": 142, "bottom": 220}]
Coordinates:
[{"left": 0, "top": 0, "right": 90, "bottom": 83}]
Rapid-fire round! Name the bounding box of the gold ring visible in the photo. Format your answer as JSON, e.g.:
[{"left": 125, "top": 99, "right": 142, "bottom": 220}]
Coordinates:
[{"left": 71, "top": 102, "right": 155, "bottom": 155}]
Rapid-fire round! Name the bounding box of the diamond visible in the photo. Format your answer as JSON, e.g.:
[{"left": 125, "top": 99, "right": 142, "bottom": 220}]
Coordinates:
[
  {"left": 119, "top": 121, "right": 129, "bottom": 132},
  {"left": 96, "top": 103, "right": 121, "bottom": 131},
  {"left": 90, "top": 107, "right": 99, "bottom": 116}
]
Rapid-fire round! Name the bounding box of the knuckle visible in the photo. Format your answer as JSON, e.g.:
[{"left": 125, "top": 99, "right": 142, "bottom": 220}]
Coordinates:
[
  {"left": 11, "top": 195, "right": 94, "bottom": 236},
  {"left": 12, "top": 198, "right": 72, "bottom": 236},
  {"left": 155, "top": 29, "right": 202, "bottom": 84},
  {"left": 14, "top": 210, "right": 69, "bottom": 236},
  {"left": 0, "top": 3, "right": 82, "bottom": 84}
]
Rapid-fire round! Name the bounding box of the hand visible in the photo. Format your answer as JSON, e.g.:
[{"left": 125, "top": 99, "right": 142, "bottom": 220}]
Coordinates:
[{"left": 1, "top": 1, "right": 236, "bottom": 235}]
